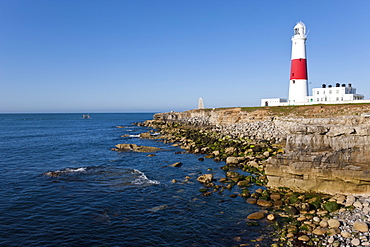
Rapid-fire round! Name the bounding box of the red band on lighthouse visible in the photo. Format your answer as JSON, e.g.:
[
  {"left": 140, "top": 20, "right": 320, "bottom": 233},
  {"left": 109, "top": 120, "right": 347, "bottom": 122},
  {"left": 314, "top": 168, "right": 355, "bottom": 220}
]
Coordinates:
[{"left": 290, "top": 58, "right": 307, "bottom": 80}]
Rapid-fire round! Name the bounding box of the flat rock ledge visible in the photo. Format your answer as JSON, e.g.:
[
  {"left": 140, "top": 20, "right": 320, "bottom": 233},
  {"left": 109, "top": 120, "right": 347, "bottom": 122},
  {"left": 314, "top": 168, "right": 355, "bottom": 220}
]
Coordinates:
[{"left": 112, "top": 144, "right": 161, "bottom": 153}]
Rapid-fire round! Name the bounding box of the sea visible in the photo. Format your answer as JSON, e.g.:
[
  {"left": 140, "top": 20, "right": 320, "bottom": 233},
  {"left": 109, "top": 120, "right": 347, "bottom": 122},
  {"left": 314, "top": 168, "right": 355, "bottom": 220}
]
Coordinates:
[{"left": 0, "top": 113, "right": 273, "bottom": 247}]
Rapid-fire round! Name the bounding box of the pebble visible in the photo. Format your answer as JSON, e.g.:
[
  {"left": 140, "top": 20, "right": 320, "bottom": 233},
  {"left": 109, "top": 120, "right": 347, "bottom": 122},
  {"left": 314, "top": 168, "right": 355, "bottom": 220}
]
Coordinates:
[
  {"left": 266, "top": 214, "right": 275, "bottom": 221},
  {"left": 313, "top": 216, "right": 321, "bottom": 223},
  {"left": 351, "top": 238, "right": 361, "bottom": 246},
  {"left": 354, "top": 220, "right": 369, "bottom": 232},
  {"left": 270, "top": 192, "right": 281, "bottom": 201},
  {"left": 312, "top": 227, "right": 327, "bottom": 235},
  {"left": 328, "top": 235, "right": 335, "bottom": 244},
  {"left": 328, "top": 219, "right": 341, "bottom": 228},
  {"left": 354, "top": 201, "right": 363, "bottom": 208},
  {"left": 246, "top": 198, "right": 257, "bottom": 204},
  {"left": 256, "top": 199, "right": 273, "bottom": 207},
  {"left": 320, "top": 220, "right": 328, "bottom": 228},
  {"left": 298, "top": 235, "right": 310, "bottom": 241},
  {"left": 341, "top": 230, "right": 352, "bottom": 238}
]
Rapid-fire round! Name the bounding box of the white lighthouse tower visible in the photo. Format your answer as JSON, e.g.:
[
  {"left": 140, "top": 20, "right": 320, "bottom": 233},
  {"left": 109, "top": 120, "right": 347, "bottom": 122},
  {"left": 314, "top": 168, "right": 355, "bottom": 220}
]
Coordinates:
[{"left": 288, "top": 21, "right": 308, "bottom": 104}]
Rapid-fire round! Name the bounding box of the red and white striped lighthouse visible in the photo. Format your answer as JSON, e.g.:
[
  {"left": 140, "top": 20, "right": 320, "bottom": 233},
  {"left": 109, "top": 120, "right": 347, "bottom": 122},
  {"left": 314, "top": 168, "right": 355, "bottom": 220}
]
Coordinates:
[{"left": 288, "top": 21, "right": 308, "bottom": 104}]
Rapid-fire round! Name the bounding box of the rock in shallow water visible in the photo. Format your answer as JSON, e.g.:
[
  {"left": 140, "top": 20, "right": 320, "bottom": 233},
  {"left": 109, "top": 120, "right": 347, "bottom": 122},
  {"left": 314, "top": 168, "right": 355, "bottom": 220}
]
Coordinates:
[
  {"left": 247, "top": 211, "right": 265, "bottom": 220},
  {"left": 256, "top": 199, "right": 273, "bottom": 207},
  {"left": 114, "top": 144, "right": 161, "bottom": 152},
  {"left": 197, "top": 174, "right": 213, "bottom": 184},
  {"left": 147, "top": 205, "right": 168, "bottom": 212},
  {"left": 246, "top": 198, "right": 257, "bottom": 204},
  {"left": 169, "top": 162, "right": 182, "bottom": 167}
]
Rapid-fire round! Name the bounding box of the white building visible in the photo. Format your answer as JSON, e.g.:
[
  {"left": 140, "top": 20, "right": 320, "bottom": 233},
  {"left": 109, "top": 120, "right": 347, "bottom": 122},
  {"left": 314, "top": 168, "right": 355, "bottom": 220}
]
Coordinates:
[
  {"left": 261, "top": 83, "right": 365, "bottom": 106},
  {"left": 307, "top": 83, "right": 364, "bottom": 103},
  {"left": 260, "top": 98, "right": 287, "bottom": 107}
]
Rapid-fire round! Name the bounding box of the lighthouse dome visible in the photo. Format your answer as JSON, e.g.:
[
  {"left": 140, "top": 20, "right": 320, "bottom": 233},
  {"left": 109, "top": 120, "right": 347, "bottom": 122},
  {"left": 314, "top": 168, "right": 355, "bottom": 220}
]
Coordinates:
[{"left": 294, "top": 21, "right": 306, "bottom": 29}]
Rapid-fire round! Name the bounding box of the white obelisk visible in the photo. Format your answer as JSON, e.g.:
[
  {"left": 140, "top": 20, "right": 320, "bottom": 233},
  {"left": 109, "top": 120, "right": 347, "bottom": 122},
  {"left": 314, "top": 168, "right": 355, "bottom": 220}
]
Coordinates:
[{"left": 198, "top": 97, "right": 204, "bottom": 109}]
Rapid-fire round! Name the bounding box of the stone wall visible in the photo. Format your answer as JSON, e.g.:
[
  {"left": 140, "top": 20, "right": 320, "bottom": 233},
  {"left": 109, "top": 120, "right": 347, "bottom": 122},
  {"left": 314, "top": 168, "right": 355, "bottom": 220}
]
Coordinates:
[{"left": 153, "top": 106, "right": 370, "bottom": 195}]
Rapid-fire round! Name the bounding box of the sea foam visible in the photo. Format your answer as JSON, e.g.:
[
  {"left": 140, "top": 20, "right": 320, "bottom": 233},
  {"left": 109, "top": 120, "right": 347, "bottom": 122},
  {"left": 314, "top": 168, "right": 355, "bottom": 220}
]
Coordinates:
[{"left": 131, "top": 169, "right": 160, "bottom": 185}]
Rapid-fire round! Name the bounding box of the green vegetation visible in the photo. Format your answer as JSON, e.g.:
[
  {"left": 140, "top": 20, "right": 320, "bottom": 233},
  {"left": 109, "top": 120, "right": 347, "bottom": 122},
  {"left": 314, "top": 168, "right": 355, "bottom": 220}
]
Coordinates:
[{"left": 323, "top": 201, "right": 340, "bottom": 212}]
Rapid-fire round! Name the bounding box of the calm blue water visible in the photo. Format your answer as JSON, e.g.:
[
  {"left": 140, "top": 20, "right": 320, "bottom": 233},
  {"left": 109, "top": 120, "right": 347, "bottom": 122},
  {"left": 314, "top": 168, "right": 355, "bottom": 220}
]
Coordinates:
[{"left": 0, "top": 113, "right": 272, "bottom": 247}]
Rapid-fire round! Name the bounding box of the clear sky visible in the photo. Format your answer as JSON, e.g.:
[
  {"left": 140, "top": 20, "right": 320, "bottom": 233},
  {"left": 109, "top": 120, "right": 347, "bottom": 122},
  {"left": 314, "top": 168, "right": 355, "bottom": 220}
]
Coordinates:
[{"left": 1, "top": 0, "right": 370, "bottom": 113}]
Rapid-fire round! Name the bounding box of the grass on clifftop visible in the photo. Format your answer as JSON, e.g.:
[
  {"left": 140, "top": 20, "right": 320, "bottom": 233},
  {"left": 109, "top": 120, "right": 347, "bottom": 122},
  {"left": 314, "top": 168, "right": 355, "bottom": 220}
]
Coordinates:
[
  {"left": 242, "top": 103, "right": 370, "bottom": 117},
  {"left": 190, "top": 103, "right": 370, "bottom": 118}
]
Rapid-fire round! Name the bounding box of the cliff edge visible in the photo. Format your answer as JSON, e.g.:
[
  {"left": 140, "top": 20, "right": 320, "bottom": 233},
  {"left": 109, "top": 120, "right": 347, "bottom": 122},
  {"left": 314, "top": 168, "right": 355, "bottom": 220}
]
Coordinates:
[{"left": 154, "top": 104, "right": 370, "bottom": 196}]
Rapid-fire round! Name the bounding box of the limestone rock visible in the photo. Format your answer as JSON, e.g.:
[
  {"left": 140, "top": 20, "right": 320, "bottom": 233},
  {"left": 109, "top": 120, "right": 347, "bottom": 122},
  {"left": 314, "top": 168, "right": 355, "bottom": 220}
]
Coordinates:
[
  {"left": 298, "top": 235, "right": 310, "bottom": 241},
  {"left": 226, "top": 171, "right": 239, "bottom": 178},
  {"left": 247, "top": 211, "right": 265, "bottom": 220},
  {"left": 226, "top": 156, "right": 239, "bottom": 165},
  {"left": 312, "top": 216, "right": 321, "bottom": 223},
  {"left": 139, "top": 132, "right": 152, "bottom": 138},
  {"left": 328, "top": 219, "right": 340, "bottom": 228},
  {"left": 114, "top": 144, "right": 161, "bottom": 153},
  {"left": 312, "top": 227, "right": 327, "bottom": 235},
  {"left": 353, "top": 220, "right": 369, "bottom": 232},
  {"left": 255, "top": 188, "right": 263, "bottom": 193},
  {"left": 247, "top": 160, "right": 259, "bottom": 168},
  {"left": 270, "top": 192, "right": 281, "bottom": 201},
  {"left": 351, "top": 238, "right": 361, "bottom": 246},
  {"left": 266, "top": 214, "right": 275, "bottom": 221},
  {"left": 341, "top": 230, "right": 351, "bottom": 238},
  {"left": 328, "top": 236, "right": 335, "bottom": 244},
  {"left": 353, "top": 201, "right": 363, "bottom": 208},
  {"left": 256, "top": 199, "right": 273, "bottom": 207},
  {"left": 273, "top": 200, "right": 284, "bottom": 207},
  {"left": 225, "top": 147, "right": 236, "bottom": 154},
  {"left": 237, "top": 180, "right": 250, "bottom": 187},
  {"left": 169, "top": 162, "right": 183, "bottom": 167},
  {"left": 246, "top": 198, "right": 257, "bottom": 204},
  {"left": 197, "top": 174, "right": 213, "bottom": 184}
]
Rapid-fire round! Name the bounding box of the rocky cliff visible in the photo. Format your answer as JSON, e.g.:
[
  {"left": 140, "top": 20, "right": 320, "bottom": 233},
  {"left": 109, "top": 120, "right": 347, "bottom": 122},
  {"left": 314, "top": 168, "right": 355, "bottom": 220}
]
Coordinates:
[{"left": 154, "top": 104, "right": 370, "bottom": 195}]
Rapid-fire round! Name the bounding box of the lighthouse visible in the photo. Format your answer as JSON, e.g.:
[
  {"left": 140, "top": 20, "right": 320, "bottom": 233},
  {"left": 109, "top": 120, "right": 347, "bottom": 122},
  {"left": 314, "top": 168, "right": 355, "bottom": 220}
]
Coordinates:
[{"left": 288, "top": 21, "right": 308, "bottom": 104}]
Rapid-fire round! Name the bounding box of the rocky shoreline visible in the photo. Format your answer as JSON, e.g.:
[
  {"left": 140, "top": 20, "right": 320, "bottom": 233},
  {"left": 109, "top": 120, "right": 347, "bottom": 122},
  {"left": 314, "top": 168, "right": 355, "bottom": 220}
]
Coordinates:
[{"left": 136, "top": 116, "right": 370, "bottom": 247}]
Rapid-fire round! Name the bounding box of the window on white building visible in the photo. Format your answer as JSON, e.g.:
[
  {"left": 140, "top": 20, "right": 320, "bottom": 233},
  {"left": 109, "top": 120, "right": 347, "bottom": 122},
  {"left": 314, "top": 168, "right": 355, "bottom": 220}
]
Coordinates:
[
  {"left": 329, "top": 90, "right": 332, "bottom": 94},
  {"left": 317, "top": 91, "right": 319, "bottom": 95},
  {"left": 336, "top": 97, "right": 339, "bottom": 101},
  {"left": 336, "top": 90, "right": 339, "bottom": 94}
]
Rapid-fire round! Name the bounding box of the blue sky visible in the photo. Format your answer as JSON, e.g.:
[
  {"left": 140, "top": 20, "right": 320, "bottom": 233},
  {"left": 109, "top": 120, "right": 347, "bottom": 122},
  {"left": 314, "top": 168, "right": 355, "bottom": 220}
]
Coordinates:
[{"left": 1, "top": 0, "right": 370, "bottom": 113}]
